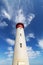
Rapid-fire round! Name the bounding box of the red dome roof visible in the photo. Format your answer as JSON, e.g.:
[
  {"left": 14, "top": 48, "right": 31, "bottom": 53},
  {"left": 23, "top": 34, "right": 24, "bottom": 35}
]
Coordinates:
[{"left": 16, "top": 23, "right": 24, "bottom": 28}]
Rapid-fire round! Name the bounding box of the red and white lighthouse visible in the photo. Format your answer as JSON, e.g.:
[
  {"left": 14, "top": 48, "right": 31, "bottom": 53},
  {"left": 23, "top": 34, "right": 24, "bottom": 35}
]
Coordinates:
[{"left": 13, "top": 23, "right": 29, "bottom": 65}]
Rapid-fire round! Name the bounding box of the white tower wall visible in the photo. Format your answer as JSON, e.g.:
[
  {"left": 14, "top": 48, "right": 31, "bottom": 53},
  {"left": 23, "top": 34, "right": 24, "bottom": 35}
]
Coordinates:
[{"left": 13, "top": 23, "right": 29, "bottom": 65}]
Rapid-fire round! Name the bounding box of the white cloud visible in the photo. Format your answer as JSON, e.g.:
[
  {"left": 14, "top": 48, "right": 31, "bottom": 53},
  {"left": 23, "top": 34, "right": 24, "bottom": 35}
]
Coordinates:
[
  {"left": 4, "top": 47, "right": 14, "bottom": 58},
  {"left": 26, "top": 36, "right": 30, "bottom": 42},
  {"left": 28, "top": 33, "right": 35, "bottom": 38},
  {"left": 2, "top": 9, "right": 11, "bottom": 20},
  {"left": 0, "top": 59, "right": 5, "bottom": 64},
  {"left": 24, "top": 13, "right": 35, "bottom": 27},
  {"left": 27, "top": 46, "right": 40, "bottom": 59},
  {"left": 28, "top": 13, "right": 35, "bottom": 22},
  {"left": 15, "top": 9, "right": 35, "bottom": 27},
  {"left": 15, "top": 9, "right": 25, "bottom": 24},
  {"left": 38, "top": 39, "right": 43, "bottom": 49},
  {"left": 4, "top": 0, "right": 17, "bottom": 20},
  {"left": 6, "top": 38, "right": 15, "bottom": 46},
  {"left": 7, "top": 47, "right": 13, "bottom": 58},
  {"left": 0, "top": 58, "right": 12, "bottom": 65},
  {"left": 26, "top": 33, "right": 35, "bottom": 42},
  {"left": 0, "top": 21, "right": 8, "bottom": 27},
  {"left": 3, "top": 47, "right": 13, "bottom": 65},
  {"left": 8, "top": 47, "right": 13, "bottom": 51},
  {"left": 8, "top": 53, "right": 13, "bottom": 58}
]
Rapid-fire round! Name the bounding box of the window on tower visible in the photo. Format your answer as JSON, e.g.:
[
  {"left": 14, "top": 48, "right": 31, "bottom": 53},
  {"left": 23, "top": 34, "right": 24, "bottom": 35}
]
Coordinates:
[
  {"left": 20, "top": 43, "right": 22, "bottom": 48},
  {"left": 20, "top": 33, "right": 22, "bottom": 36}
]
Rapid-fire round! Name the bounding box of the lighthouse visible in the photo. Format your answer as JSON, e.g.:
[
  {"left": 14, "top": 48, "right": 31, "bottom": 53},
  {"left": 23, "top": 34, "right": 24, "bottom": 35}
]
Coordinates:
[{"left": 13, "top": 23, "right": 29, "bottom": 65}]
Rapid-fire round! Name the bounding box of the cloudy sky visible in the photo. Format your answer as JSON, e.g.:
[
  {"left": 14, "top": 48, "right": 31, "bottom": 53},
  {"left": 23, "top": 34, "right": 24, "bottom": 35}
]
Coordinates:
[{"left": 0, "top": 0, "right": 43, "bottom": 65}]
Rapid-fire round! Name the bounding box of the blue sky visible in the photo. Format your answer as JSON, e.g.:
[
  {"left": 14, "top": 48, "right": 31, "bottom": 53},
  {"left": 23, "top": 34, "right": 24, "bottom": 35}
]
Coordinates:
[{"left": 0, "top": 0, "right": 43, "bottom": 65}]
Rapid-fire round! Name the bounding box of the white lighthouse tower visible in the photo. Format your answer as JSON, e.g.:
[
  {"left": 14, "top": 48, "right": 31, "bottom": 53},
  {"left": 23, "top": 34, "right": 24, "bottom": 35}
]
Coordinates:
[{"left": 13, "top": 23, "right": 29, "bottom": 65}]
